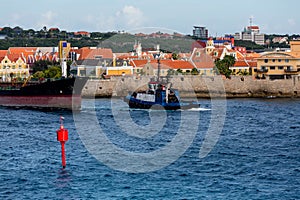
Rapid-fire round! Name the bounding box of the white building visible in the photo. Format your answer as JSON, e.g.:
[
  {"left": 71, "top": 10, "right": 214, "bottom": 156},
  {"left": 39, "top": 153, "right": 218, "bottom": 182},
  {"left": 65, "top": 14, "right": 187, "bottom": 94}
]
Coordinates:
[{"left": 234, "top": 26, "right": 265, "bottom": 45}]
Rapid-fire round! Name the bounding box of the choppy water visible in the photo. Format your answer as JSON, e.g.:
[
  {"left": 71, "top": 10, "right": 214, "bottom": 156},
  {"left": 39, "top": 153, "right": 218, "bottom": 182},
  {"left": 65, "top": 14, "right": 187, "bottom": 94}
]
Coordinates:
[{"left": 0, "top": 98, "right": 299, "bottom": 199}]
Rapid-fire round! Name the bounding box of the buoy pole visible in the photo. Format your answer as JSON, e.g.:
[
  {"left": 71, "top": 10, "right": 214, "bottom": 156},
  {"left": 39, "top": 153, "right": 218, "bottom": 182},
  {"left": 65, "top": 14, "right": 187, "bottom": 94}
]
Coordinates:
[
  {"left": 56, "top": 116, "right": 68, "bottom": 169},
  {"left": 61, "top": 141, "right": 66, "bottom": 168}
]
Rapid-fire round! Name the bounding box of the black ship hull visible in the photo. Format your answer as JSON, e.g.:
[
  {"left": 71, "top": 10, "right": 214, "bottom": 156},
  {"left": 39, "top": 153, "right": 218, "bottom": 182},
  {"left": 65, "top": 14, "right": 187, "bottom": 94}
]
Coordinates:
[{"left": 0, "top": 77, "right": 88, "bottom": 110}]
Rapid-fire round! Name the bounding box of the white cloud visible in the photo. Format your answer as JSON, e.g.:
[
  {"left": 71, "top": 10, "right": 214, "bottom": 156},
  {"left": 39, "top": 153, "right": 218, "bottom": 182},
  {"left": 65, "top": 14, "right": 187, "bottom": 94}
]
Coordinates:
[
  {"left": 116, "top": 5, "right": 144, "bottom": 28},
  {"left": 288, "top": 18, "right": 296, "bottom": 26},
  {"left": 43, "top": 11, "right": 56, "bottom": 22},
  {"left": 36, "top": 11, "right": 58, "bottom": 29},
  {"left": 77, "top": 5, "right": 145, "bottom": 32}
]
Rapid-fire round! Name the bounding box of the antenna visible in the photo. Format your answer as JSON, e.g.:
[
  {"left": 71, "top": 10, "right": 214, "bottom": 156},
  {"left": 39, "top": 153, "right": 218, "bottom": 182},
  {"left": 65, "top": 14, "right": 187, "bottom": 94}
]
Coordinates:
[{"left": 249, "top": 15, "right": 254, "bottom": 27}]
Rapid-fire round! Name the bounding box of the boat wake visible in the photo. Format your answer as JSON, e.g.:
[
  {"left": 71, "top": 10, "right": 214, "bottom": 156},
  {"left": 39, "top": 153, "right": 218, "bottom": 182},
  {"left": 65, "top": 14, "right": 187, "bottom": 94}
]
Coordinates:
[{"left": 186, "top": 107, "right": 211, "bottom": 111}]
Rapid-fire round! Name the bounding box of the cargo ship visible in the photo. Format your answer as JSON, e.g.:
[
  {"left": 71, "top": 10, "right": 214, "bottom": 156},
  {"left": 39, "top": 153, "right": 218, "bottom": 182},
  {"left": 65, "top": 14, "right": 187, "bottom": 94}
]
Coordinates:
[{"left": 0, "top": 76, "right": 88, "bottom": 110}]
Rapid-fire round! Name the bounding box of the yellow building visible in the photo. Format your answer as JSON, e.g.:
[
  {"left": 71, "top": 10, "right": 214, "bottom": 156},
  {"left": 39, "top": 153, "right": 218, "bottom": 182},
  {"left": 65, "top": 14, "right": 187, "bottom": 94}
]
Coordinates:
[
  {"left": 0, "top": 55, "right": 29, "bottom": 82},
  {"left": 255, "top": 41, "right": 300, "bottom": 80},
  {"left": 105, "top": 66, "right": 133, "bottom": 76}
]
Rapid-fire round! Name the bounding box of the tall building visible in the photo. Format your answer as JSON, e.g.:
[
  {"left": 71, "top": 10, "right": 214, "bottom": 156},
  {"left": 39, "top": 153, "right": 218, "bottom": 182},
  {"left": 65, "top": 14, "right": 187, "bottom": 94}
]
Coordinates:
[
  {"left": 242, "top": 26, "right": 265, "bottom": 45},
  {"left": 193, "top": 26, "right": 208, "bottom": 39},
  {"left": 234, "top": 18, "right": 265, "bottom": 45}
]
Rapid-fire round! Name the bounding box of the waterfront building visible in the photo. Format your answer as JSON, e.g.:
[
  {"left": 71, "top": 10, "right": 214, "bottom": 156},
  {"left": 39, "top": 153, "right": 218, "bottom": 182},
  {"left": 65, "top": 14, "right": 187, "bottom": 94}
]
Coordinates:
[
  {"left": 7, "top": 47, "right": 59, "bottom": 68},
  {"left": 190, "top": 38, "right": 258, "bottom": 76},
  {"left": 189, "top": 48, "right": 214, "bottom": 76},
  {"left": 0, "top": 47, "right": 60, "bottom": 80},
  {"left": 130, "top": 59, "right": 148, "bottom": 75},
  {"left": 0, "top": 55, "right": 29, "bottom": 82},
  {"left": 130, "top": 59, "right": 195, "bottom": 76},
  {"left": 70, "top": 47, "right": 113, "bottom": 77},
  {"left": 255, "top": 41, "right": 300, "bottom": 80}
]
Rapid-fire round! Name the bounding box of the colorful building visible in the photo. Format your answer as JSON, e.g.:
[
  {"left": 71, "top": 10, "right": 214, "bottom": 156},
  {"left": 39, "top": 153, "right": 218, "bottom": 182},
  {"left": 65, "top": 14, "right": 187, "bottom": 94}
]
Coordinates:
[
  {"left": 0, "top": 55, "right": 29, "bottom": 82},
  {"left": 255, "top": 41, "right": 300, "bottom": 80}
]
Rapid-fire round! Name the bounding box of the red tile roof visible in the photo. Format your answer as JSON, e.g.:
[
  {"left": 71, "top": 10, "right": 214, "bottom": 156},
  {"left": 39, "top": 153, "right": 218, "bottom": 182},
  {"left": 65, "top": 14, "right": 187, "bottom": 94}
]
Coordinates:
[
  {"left": 159, "top": 60, "right": 194, "bottom": 70},
  {"left": 130, "top": 59, "right": 148, "bottom": 68},
  {"left": 49, "top": 28, "right": 60, "bottom": 31},
  {"left": 72, "top": 47, "right": 113, "bottom": 60},
  {"left": 248, "top": 26, "right": 259, "bottom": 30},
  {"left": 6, "top": 54, "right": 25, "bottom": 62},
  {"left": 8, "top": 47, "right": 37, "bottom": 55},
  {"left": 74, "top": 31, "right": 90, "bottom": 36},
  {"left": 0, "top": 50, "right": 7, "bottom": 57},
  {"left": 234, "top": 60, "right": 249, "bottom": 67}
]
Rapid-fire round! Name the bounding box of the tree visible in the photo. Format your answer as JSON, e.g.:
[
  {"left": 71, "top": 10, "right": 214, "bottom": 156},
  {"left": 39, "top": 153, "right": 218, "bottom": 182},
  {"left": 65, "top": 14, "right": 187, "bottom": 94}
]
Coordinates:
[
  {"left": 32, "top": 71, "right": 45, "bottom": 79},
  {"left": 191, "top": 67, "right": 199, "bottom": 75},
  {"left": 44, "top": 66, "right": 62, "bottom": 78},
  {"left": 1, "top": 27, "right": 13, "bottom": 37},
  {"left": 32, "top": 60, "right": 60, "bottom": 74},
  {"left": 172, "top": 52, "right": 179, "bottom": 60},
  {"left": 176, "top": 69, "right": 183, "bottom": 74},
  {"left": 167, "top": 69, "right": 175, "bottom": 75},
  {"left": 214, "top": 55, "right": 235, "bottom": 78},
  {"left": 220, "top": 55, "right": 235, "bottom": 68}
]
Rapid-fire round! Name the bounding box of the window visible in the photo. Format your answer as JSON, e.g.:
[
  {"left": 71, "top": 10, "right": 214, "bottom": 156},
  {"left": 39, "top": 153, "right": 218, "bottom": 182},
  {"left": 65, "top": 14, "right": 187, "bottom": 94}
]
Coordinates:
[
  {"left": 278, "top": 59, "right": 281, "bottom": 62},
  {"left": 270, "top": 66, "right": 275, "bottom": 70},
  {"left": 94, "top": 55, "right": 103, "bottom": 59},
  {"left": 272, "top": 59, "right": 276, "bottom": 62},
  {"left": 285, "top": 59, "right": 289, "bottom": 63},
  {"left": 264, "top": 59, "right": 268, "bottom": 63},
  {"left": 196, "top": 52, "right": 200, "bottom": 57},
  {"left": 278, "top": 66, "right": 284, "bottom": 70}
]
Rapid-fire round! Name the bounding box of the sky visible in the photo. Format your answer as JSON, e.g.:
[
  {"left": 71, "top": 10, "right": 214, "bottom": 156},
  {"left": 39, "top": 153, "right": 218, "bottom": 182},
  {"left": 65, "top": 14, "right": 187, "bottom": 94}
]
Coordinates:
[{"left": 1, "top": 0, "right": 300, "bottom": 36}]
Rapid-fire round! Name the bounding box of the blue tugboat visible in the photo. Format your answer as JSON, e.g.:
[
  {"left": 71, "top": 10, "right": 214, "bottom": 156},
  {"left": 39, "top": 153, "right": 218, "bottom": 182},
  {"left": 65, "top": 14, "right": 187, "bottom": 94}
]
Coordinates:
[{"left": 124, "top": 60, "right": 200, "bottom": 110}]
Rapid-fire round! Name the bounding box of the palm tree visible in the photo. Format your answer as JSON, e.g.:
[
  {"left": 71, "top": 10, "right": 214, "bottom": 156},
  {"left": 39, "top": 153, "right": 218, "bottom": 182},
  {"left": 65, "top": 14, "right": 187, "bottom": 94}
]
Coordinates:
[{"left": 191, "top": 68, "right": 199, "bottom": 75}]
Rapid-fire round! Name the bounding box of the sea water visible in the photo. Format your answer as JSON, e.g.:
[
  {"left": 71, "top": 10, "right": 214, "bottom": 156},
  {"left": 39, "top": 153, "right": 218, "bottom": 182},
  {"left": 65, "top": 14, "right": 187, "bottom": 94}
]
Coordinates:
[{"left": 0, "top": 98, "right": 299, "bottom": 199}]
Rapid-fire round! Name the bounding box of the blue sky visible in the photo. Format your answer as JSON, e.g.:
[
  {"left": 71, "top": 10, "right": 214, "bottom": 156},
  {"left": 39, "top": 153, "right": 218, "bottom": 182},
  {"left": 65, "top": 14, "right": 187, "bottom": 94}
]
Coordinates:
[{"left": 1, "top": 0, "right": 300, "bottom": 36}]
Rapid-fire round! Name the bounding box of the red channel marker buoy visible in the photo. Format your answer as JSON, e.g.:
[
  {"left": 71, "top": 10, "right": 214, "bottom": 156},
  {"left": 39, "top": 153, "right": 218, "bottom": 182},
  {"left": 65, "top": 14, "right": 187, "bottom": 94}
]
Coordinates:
[{"left": 56, "top": 116, "right": 68, "bottom": 169}]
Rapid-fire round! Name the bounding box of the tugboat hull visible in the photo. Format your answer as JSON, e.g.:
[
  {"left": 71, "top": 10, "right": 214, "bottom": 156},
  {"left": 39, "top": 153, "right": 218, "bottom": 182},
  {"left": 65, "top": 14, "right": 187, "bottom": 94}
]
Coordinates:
[{"left": 126, "top": 95, "right": 200, "bottom": 110}]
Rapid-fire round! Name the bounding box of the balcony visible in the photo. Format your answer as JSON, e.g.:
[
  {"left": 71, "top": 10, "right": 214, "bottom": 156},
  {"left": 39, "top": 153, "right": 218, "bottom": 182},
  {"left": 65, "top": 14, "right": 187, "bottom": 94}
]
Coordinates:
[
  {"left": 284, "top": 68, "right": 298, "bottom": 73},
  {"left": 257, "top": 69, "right": 268, "bottom": 73}
]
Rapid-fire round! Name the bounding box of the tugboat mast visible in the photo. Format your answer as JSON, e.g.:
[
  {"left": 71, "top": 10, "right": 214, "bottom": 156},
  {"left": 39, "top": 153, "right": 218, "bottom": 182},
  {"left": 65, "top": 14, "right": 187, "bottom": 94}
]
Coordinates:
[{"left": 157, "top": 58, "right": 161, "bottom": 82}]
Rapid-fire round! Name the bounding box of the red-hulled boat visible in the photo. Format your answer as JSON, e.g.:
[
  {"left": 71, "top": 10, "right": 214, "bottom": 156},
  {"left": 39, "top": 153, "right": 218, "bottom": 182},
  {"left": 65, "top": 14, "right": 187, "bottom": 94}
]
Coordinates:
[{"left": 0, "top": 77, "right": 88, "bottom": 110}]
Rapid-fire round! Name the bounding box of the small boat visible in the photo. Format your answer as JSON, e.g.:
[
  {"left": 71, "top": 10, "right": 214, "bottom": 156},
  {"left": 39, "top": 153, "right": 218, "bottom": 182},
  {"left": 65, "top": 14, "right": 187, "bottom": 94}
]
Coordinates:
[
  {"left": 0, "top": 76, "right": 88, "bottom": 110},
  {"left": 124, "top": 80, "right": 200, "bottom": 110}
]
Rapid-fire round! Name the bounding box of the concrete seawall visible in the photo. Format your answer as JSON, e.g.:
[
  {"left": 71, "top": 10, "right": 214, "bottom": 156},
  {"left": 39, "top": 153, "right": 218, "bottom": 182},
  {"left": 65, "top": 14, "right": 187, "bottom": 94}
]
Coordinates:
[{"left": 81, "top": 76, "right": 300, "bottom": 98}]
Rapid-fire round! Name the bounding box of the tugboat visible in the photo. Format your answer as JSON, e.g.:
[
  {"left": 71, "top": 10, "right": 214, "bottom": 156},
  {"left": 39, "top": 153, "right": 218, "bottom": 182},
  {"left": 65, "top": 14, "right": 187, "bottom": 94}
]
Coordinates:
[{"left": 124, "top": 59, "right": 200, "bottom": 110}]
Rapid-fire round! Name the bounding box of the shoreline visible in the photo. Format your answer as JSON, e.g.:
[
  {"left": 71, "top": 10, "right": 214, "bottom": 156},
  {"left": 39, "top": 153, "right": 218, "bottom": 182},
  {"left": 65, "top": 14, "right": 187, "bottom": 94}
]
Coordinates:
[{"left": 81, "top": 75, "right": 300, "bottom": 99}]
